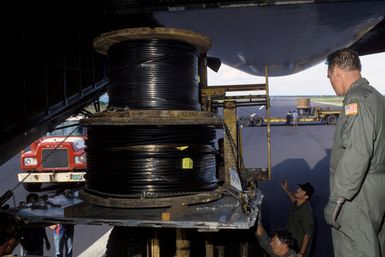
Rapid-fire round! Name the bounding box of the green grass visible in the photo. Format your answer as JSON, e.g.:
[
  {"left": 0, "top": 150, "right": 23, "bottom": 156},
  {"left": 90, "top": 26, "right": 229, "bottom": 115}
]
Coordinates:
[{"left": 310, "top": 96, "right": 343, "bottom": 106}]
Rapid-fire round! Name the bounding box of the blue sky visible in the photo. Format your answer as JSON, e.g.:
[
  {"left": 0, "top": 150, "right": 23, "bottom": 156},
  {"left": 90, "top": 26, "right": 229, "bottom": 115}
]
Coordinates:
[{"left": 208, "top": 52, "right": 385, "bottom": 96}]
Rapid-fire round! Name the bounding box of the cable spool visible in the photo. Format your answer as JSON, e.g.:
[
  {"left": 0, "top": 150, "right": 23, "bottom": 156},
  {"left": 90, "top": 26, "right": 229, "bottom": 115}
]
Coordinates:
[
  {"left": 296, "top": 98, "right": 311, "bottom": 109},
  {"left": 84, "top": 28, "right": 218, "bottom": 201},
  {"left": 85, "top": 125, "right": 217, "bottom": 196}
]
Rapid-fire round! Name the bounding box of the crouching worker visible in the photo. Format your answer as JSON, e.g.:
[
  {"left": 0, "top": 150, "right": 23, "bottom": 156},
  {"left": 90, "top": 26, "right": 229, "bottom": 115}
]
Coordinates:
[{"left": 256, "top": 219, "right": 299, "bottom": 257}]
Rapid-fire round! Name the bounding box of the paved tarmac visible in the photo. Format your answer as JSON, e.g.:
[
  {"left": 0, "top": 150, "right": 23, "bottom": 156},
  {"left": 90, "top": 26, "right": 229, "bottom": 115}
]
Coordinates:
[{"left": 0, "top": 96, "right": 336, "bottom": 257}]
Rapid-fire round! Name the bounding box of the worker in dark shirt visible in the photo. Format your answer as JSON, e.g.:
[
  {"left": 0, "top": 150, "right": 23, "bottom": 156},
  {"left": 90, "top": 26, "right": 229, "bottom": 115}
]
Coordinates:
[
  {"left": 20, "top": 194, "right": 51, "bottom": 256},
  {"left": 281, "top": 181, "right": 314, "bottom": 257},
  {"left": 286, "top": 111, "right": 292, "bottom": 126},
  {"left": 20, "top": 223, "right": 50, "bottom": 256},
  {"left": 256, "top": 221, "right": 299, "bottom": 257}
]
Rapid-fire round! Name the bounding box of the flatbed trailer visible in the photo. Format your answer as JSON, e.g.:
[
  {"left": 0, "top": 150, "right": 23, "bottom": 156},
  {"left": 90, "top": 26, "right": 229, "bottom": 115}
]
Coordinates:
[
  {"left": 240, "top": 109, "right": 341, "bottom": 127},
  {"left": 265, "top": 114, "right": 339, "bottom": 124},
  {"left": 14, "top": 188, "right": 262, "bottom": 231}
]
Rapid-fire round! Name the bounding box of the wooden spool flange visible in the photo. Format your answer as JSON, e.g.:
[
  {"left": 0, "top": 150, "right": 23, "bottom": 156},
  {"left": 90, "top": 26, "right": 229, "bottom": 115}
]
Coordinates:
[{"left": 93, "top": 27, "right": 211, "bottom": 55}]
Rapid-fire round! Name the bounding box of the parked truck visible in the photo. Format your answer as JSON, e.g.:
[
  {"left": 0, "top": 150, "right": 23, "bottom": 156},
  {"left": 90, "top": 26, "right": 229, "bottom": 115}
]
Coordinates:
[
  {"left": 19, "top": 117, "right": 87, "bottom": 191},
  {"left": 239, "top": 98, "right": 341, "bottom": 127}
]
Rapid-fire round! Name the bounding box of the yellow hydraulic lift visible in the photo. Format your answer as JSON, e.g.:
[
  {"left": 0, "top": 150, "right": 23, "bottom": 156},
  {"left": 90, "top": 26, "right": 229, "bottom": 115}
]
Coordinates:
[{"left": 200, "top": 65, "right": 272, "bottom": 184}]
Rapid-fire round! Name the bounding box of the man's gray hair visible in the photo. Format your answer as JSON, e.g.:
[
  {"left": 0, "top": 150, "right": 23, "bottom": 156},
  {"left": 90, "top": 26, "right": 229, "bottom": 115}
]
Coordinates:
[{"left": 326, "top": 48, "right": 361, "bottom": 72}]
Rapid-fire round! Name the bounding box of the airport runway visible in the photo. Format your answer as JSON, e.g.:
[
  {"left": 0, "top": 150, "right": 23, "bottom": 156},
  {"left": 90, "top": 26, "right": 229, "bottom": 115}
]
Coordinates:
[{"left": 0, "top": 96, "right": 336, "bottom": 257}]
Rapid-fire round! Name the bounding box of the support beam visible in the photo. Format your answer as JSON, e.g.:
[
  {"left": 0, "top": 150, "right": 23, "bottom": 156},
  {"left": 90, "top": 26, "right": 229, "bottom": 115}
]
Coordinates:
[
  {"left": 176, "top": 229, "right": 190, "bottom": 257},
  {"left": 265, "top": 65, "right": 272, "bottom": 181},
  {"left": 205, "top": 234, "right": 214, "bottom": 257},
  {"left": 240, "top": 242, "right": 248, "bottom": 257},
  {"left": 223, "top": 100, "right": 238, "bottom": 187},
  {"left": 217, "top": 246, "right": 225, "bottom": 257},
  {"left": 151, "top": 230, "right": 160, "bottom": 257}
]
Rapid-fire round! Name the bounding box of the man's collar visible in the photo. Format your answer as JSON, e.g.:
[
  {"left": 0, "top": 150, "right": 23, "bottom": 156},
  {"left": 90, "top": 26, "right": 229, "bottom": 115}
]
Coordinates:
[
  {"left": 295, "top": 198, "right": 308, "bottom": 206},
  {"left": 343, "top": 78, "right": 367, "bottom": 103}
]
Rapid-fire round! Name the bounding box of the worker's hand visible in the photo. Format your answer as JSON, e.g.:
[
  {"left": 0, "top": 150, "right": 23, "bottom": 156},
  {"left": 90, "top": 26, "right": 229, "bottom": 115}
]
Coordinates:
[
  {"left": 324, "top": 200, "right": 340, "bottom": 228},
  {"left": 257, "top": 210, "right": 262, "bottom": 225},
  {"left": 255, "top": 209, "right": 265, "bottom": 237},
  {"left": 256, "top": 213, "right": 264, "bottom": 237},
  {"left": 281, "top": 180, "right": 288, "bottom": 192},
  {"left": 45, "top": 240, "right": 51, "bottom": 251},
  {"left": 324, "top": 195, "right": 345, "bottom": 229}
]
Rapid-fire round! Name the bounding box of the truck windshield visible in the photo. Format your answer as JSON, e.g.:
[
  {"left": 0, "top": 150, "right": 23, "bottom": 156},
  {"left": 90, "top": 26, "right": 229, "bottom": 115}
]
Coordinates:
[{"left": 47, "top": 120, "right": 86, "bottom": 137}]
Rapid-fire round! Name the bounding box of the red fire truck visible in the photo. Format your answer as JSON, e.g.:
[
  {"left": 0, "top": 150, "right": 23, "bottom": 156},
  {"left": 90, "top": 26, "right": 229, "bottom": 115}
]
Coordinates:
[{"left": 19, "top": 117, "right": 87, "bottom": 192}]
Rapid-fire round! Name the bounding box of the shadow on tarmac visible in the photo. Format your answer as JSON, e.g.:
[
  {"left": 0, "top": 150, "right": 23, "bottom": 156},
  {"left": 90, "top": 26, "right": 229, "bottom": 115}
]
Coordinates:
[{"left": 258, "top": 150, "right": 334, "bottom": 257}]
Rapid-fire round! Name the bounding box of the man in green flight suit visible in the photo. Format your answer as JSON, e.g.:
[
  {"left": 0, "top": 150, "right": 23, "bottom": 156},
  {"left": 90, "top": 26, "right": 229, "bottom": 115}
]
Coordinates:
[{"left": 324, "top": 48, "right": 385, "bottom": 257}]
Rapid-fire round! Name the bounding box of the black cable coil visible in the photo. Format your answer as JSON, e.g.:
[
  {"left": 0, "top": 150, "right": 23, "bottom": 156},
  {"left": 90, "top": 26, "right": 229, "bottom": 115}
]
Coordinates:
[
  {"left": 107, "top": 39, "right": 200, "bottom": 110},
  {"left": 85, "top": 126, "right": 218, "bottom": 196}
]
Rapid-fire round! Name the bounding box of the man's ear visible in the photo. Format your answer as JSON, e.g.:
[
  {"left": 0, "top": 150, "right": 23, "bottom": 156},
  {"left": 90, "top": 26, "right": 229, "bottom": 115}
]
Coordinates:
[{"left": 334, "top": 67, "right": 342, "bottom": 78}]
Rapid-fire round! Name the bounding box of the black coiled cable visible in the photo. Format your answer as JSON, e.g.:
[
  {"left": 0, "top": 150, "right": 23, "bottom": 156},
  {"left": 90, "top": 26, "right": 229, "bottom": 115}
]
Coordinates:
[
  {"left": 107, "top": 39, "right": 200, "bottom": 110},
  {"left": 86, "top": 126, "right": 217, "bottom": 147},
  {"left": 85, "top": 126, "right": 218, "bottom": 195}
]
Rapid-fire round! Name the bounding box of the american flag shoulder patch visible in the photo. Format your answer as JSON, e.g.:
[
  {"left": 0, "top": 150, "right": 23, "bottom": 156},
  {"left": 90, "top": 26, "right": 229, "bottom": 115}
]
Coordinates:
[{"left": 345, "top": 103, "right": 358, "bottom": 116}]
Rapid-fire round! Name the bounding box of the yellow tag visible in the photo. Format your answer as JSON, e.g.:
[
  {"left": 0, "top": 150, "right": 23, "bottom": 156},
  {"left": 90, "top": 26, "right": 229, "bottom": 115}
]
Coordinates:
[
  {"left": 182, "top": 158, "right": 193, "bottom": 169},
  {"left": 345, "top": 103, "right": 358, "bottom": 116},
  {"left": 176, "top": 146, "right": 189, "bottom": 151}
]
